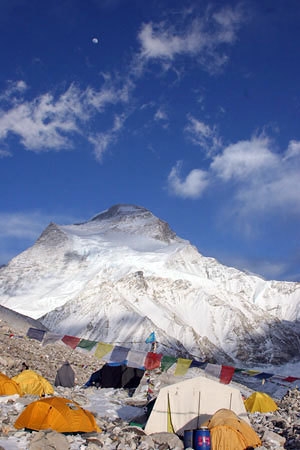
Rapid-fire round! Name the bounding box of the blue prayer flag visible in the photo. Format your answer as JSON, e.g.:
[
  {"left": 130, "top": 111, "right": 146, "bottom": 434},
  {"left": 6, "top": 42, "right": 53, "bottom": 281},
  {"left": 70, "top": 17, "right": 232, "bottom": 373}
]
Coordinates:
[{"left": 145, "top": 331, "right": 156, "bottom": 344}]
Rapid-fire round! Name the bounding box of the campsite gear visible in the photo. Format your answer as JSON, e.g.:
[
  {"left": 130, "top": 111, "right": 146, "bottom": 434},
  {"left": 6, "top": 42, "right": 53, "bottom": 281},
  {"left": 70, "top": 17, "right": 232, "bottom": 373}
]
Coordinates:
[
  {"left": 55, "top": 361, "right": 75, "bottom": 387},
  {"left": 0, "top": 372, "right": 22, "bottom": 396},
  {"left": 202, "top": 408, "right": 261, "bottom": 450},
  {"left": 244, "top": 391, "right": 278, "bottom": 413},
  {"left": 12, "top": 370, "right": 53, "bottom": 396},
  {"left": 194, "top": 427, "right": 211, "bottom": 450},
  {"left": 144, "top": 376, "right": 249, "bottom": 435},
  {"left": 183, "top": 429, "right": 194, "bottom": 449},
  {"left": 14, "top": 396, "right": 101, "bottom": 433}
]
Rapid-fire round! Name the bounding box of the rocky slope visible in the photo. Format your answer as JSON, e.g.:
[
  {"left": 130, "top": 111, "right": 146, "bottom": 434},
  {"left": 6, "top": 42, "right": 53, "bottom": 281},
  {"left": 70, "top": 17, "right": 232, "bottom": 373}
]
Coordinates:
[{"left": 0, "top": 314, "right": 299, "bottom": 449}]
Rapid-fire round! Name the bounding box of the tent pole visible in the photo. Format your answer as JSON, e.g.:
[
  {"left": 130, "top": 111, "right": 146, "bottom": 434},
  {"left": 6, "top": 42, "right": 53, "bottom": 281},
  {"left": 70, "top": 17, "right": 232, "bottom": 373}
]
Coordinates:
[{"left": 197, "top": 391, "right": 201, "bottom": 428}]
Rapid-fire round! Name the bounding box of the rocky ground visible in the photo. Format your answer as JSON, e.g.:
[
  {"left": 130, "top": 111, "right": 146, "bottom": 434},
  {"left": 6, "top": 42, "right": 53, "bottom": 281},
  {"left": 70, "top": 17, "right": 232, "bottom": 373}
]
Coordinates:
[{"left": 0, "top": 319, "right": 300, "bottom": 449}]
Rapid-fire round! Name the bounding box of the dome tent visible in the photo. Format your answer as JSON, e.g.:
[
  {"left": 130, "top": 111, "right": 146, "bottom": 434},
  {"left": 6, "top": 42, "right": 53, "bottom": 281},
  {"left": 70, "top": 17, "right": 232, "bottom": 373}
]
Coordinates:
[
  {"left": 14, "top": 396, "right": 101, "bottom": 433},
  {"left": 0, "top": 372, "right": 22, "bottom": 396},
  {"left": 12, "top": 370, "right": 53, "bottom": 396},
  {"left": 203, "top": 408, "right": 261, "bottom": 450},
  {"left": 244, "top": 391, "right": 278, "bottom": 413}
]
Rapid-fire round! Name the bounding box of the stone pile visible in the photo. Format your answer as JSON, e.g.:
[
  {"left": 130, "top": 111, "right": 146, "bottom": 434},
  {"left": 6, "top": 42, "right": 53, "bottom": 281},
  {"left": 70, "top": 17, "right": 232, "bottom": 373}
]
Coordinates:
[
  {"left": 0, "top": 319, "right": 299, "bottom": 449},
  {"left": 249, "top": 388, "right": 300, "bottom": 450}
]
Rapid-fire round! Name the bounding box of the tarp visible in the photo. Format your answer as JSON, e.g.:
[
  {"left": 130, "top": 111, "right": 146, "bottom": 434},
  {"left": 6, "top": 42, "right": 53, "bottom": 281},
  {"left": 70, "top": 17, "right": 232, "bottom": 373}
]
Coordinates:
[
  {"left": 244, "top": 391, "right": 278, "bottom": 413},
  {"left": 0, "top": 373, "right": 22, "bottom": 396},
  {"left": 203, "top": 408, "right": 261, "bottom": 449},
  {"left": 85, "top": 364, "right": 144, "bottom": 390},
  {"left": 144, "top": 375, "right": 249, "bottom": 435},
  {"left": 12, "top": 370, "right": 54, "bottom": 397},
  {"left": 54, "top": 361, "right": 75, "bottom": 388},
  {"left": 14, "top": 396, "right": 101, "bottom": 433}
]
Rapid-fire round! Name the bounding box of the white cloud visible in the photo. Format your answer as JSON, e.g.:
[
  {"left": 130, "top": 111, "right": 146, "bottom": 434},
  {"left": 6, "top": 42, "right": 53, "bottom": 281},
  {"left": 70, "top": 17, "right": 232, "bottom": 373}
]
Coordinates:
[
  {"left": 211, "top": 135, "right": 300, "bottom": 215},
  {"left": 169, "top": 135, "right": 300, "bottom": 218},
  {"left": 185, "top": 115, "right": 222, "bottom": 155},
  {"left": 167, "top": 161, "right": 209, "bottom": 199},
  {"left": 0, "top": 79, "right": 130, "bottom": 156},
  {"left": 0, "top": 80, "right": 28, "bottom": 103},
  {"left": 211, "top": 135, "right": 278, "bottom": 181},
  {"left": 154, "top": 107, "right": 168, "bottom": 122},
  {"left": 138, "top": 4, "right": 246, "bottom": 72},
  {"left": 88, "top": 113, "right": 126, "bottom": 161},
  {"left": 284, "top": 139, "right": 300, "bottom": 160}
]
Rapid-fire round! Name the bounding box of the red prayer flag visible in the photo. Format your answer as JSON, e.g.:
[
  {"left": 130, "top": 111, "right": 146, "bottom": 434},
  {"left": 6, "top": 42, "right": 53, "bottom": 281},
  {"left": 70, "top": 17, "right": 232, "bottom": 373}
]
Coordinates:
[
  {"left": 220, "top": 365, "right": 235, "bottom": 384},
  {"left": 283, "top": 376, "right": 300, "bottom": 383},
  {"left": 144, "top": 352, "right": 162, "bottom": 370},
  {"left": 62, "top": 335, "right": 81, "bottom": 349}
]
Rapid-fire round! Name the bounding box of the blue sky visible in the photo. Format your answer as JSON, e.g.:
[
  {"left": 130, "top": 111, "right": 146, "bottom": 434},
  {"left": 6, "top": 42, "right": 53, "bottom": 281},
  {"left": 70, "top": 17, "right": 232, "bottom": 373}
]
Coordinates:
[{"left": 0, "top": 0, "right": 299, "bottom": 281}]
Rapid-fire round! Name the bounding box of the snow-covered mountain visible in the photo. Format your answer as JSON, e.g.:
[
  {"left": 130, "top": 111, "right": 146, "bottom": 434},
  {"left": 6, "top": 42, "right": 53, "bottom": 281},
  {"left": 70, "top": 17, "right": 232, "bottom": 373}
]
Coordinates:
[{"left": 0, "top": 204, "right": 299, "bottom": 366}]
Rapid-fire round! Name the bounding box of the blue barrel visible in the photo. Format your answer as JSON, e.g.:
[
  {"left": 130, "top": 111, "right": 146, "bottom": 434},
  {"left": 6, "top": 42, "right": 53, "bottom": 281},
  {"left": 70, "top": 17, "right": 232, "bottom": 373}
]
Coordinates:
[
  {"left": 183, "top": 429, "right": 194, "bottom": 449},
  {"left": 193, "top": 427, "right": 211, "bottom": 450}
]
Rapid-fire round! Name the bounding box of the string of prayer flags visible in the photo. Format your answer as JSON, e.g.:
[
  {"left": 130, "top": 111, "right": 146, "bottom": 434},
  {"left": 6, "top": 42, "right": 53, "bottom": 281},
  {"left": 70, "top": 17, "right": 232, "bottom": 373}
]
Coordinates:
[{"left": 24, "top": 327, "right": 299, "bottom": 387}]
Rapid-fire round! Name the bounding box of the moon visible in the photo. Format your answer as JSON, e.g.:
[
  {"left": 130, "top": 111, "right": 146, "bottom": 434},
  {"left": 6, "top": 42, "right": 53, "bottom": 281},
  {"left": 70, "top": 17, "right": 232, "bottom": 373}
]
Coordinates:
[{"left": 92, "top": 38, "right": 99, "bottom": 44}]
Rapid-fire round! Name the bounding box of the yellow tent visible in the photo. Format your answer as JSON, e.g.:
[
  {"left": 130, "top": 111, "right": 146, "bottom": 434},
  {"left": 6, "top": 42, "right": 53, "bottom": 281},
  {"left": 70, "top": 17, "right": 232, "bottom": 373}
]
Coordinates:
[
  {"left": 14, "top": 396, "right": 101, "bottom": 433},
  {"left": 12, "top": 370, "right": 54, "bottom": 397},
  {"left": 244, "top": 391, "right": 278, "bottom": 413},
  {"left": 202, "top": 409, "right": 261, "bottom": 450},
  {"left": 0, "top": 372, "right": 22, "bottom": 396}
]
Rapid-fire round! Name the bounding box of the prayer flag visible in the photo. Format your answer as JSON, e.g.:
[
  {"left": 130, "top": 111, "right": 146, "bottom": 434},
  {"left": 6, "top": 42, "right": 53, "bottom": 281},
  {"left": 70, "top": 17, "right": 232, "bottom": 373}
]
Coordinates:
[
  {"left": 205, "top": 363, "right": 221, "bottom": 379},
  {"left": 26, "top": 328, "right": 46, "bottom": 342},
  {"left": 144, "top": 352, "right": 162, "bottom": 370},
  {"left": 220, "top": 365, "right": 235, "bottom": 384},
  {"left": 145, "top": 331, "right": 156, "bottom": 344},
  {"left": 94, "top": 342, "right": 113, "bottom": 360},
  {"left": 174, "top": 358, "right": 192, "bottom": 376},
  {"left": 110, "top": 345, "right": 130, "bottom": 363},
  {"left": 62, "top": 335, "right": 81, "bottom": 349},
  {"left": 127, "top": 349, "right": 146, "bottom": 368},
  {"left": 42, "top": 332, "right": 64, "bottom": 346},
  {"left": 161, "top": 355, "right": 177, "bottom": 372},
  {"left": 77, "top": 339, "right": 97, "bottom": 351}
]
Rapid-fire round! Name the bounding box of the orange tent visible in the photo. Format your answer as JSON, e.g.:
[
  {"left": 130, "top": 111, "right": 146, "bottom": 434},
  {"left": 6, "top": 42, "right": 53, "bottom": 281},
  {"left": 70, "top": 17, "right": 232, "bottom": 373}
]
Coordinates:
[
  {"left": 202, "top": 408, "right": 261, "bottom": 450},
  {"left": 14, "top": 396, "right": 101, "bottom": 433},
  {"left": 0, "top": 372, "right": 22, "bottom": 396}
]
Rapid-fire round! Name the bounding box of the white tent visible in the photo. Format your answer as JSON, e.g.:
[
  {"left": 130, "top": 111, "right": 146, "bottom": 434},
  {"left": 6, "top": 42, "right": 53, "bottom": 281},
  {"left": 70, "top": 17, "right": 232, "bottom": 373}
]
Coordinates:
[{"left": 144, "top": 376, "right": 249, "bottom": 435}]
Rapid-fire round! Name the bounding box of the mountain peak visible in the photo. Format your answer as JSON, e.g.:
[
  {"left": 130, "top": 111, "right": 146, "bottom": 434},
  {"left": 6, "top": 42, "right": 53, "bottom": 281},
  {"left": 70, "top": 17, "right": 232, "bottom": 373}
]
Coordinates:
[
  {"left": 85, "top": 204, "right": 178, "bottom": 244},
  {"left": 90, "top": 204, "right": 150, "bottom": 222}
]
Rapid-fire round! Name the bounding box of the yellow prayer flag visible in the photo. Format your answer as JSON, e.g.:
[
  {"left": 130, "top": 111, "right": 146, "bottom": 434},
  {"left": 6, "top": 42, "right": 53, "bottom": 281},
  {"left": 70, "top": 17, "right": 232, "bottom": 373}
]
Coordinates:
[
  {"left": 174, "top": 358, "right": 192, "bottom": 376},
  {"left": 94, "top": 342, "right": 113, "bottom": 359}
]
